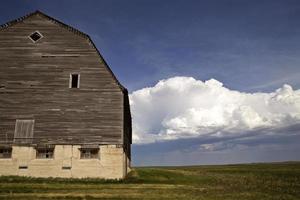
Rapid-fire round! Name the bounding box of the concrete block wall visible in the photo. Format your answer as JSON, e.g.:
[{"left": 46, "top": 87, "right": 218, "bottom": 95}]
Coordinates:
[{"left": 0, "top": 144, "right": 129, "bottom": 179}]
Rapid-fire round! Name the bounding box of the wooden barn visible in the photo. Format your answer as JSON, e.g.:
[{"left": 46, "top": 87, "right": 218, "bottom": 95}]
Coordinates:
[{"left": 0, "top": 11, "right": 132, "bottom": 179}]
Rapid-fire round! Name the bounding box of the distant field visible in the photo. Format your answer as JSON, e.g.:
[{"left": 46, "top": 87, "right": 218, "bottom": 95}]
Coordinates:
[{"left": 0, "top": 162, "right": 299, "bottom": 200}]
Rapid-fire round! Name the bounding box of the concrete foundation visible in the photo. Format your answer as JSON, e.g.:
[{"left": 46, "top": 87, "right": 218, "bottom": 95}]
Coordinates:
[{"left": 0, "top": 145, "right": 130, "bottom": 179}]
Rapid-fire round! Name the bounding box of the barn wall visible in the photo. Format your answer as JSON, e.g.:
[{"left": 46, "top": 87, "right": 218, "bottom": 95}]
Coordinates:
[
  {"left": 0, "top": 13, "right": 124, "bottom": 144},
  {"left": 0, "top": 145, "right": 126, "bottom": 179}
]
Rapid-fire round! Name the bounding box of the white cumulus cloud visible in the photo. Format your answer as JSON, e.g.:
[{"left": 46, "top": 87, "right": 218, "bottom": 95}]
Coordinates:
[{"left": 130, "top": 76, "right": 300, "bottom": 144}]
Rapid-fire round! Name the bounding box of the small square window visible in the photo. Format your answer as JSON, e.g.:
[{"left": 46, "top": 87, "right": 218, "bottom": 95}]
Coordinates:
[
  {"left": 36, "top": 148, "right": 54, "bottom": 159},
  {"left": 80, "top": 148, "right": 99, "bottom": 159},
  {"left": 29, "top": 31, "right": 43, "bottom": 42},
  {"left": 70, "top": 74, "right": 80, "bottom": 88},
  {"left": 0, "top": 148, "right": 12, "bottom": 159}
]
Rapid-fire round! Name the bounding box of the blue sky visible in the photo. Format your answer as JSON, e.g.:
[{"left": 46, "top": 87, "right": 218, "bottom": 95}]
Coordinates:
[{"left": 1, "top": 0, "right": 300, "bottom": 166}]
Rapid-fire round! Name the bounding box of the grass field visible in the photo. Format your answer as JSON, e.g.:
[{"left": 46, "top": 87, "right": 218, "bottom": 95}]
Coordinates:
[{"left": 0, "top": 162, "right": 299, "bottom": 200}]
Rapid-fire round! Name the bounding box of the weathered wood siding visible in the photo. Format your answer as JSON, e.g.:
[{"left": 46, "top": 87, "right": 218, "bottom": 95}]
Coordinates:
[
  {"left": 123, "top": 90, "right": 132, "bottom": 160},
  {"left": 0, "top": 13, "right": 129, "bottom": 145}
]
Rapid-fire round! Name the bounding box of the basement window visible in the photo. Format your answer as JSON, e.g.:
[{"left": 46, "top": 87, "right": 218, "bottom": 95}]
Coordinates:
[
  {"left": 80, "top": 148, "right": 99, "bottom": 159},
  {"left": 29, "top": 31, "right": 43, "bottom": 43},
  {"left": 70, "top": 74, "right": 80, "bottom": 88},
  {"left": 62, "top": 166, "right": 72, "bottom": 170},
  {"left": 0, "top": 148, "right": 12, "bottom": 159},
  {"left": 36, "top": 148, "right": 54, "bottom": 159}
]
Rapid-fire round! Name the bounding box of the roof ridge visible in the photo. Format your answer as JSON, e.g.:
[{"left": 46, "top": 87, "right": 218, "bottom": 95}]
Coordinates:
[
  {"left": 0, "top": 10, "right": 126, "bottom": 92},
  {"left": 0, "top": 10, "right": 89, "bottom": 38},
  {"left": 0, "top": 10, "right": 38, "bottom": 29},
  {"left": 35, "top": 10, "right": 90, "bottom": 39}
]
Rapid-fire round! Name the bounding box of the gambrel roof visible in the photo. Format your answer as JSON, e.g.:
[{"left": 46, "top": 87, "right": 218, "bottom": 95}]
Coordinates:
[
  {"left": 0, "top": 10, "right": 126, "bottom": 93},
  {"left": 0, "top": 10, "right": 132, "bottom": 145}
]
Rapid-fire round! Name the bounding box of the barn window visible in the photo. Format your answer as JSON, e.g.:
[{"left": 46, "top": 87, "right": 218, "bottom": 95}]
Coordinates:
[
  {"left": 70, "top": 74, "right": 80, "bottom": 88},
  {"left": 36, "top": 146, "right": 54, "bottom": 159},
  {"left": 0, "top": 147, "right": 12, "bottom": 159},
  {"left": 80, "top": 146, "right": 99, "bottom": 159},
  {"left": 29, "top": 31, "right": 43, "bottom": 42},
  {"left": 14, "top": 119, "right": 34, "bottom": 144}
]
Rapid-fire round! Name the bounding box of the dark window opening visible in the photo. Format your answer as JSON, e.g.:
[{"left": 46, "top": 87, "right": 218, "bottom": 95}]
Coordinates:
[
  {"left": 36, "top": 148, "right": 54, "bottom": 159},
  {"left": 29, "top": 31, "right": 42, "bottom": 42},
  {"left": 62, "top": 166, "right": 72, "bottom": 170},
  {"left": 0, "top": 148, "right": 12, "bottom": 159},
  {"left": 71, "top": 74, "right": 79, "bottom": 88},
  {"left": 19, "top": 166, "right": 28, "bottom": 169},
  {"left": 80, "top": 149, "right": 99, "bottom": 159}
]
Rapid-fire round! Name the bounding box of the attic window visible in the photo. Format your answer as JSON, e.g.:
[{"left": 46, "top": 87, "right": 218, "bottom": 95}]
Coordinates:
[
  {"left": 70, "top": 74, "right": 80, "bottom": 88},
  {"left": 29, "top": 31, "right": 43, "bottom": 42}
]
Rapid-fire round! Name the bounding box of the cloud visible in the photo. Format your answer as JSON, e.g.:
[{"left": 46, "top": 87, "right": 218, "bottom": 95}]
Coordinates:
[{"left": 129, "top": 76, "right": 300, "bottom": 144}]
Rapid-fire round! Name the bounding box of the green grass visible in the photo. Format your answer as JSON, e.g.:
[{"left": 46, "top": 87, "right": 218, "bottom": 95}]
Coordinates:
[{"left": 0, "top": 162, "right": 299, "bottom": 199}]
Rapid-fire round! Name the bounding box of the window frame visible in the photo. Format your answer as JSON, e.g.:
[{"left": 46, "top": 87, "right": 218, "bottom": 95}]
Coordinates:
[
  {"left": 80, "top": 148, "right": 99, "bottom": 159},
  {"left": 69, "top": 73, "right": 80, "bottom": 88},
  {"left": 14, "top": 119, "right": 35, "bottom": 144},
  {"left": 28, "top": 31, "right": 43, "bottom": 43},
  {"left": 36, "top": 148, "right": 54, "bottom": 159},
  {"left": 0, "top": 148, "right": 12, "bottom": 159}
]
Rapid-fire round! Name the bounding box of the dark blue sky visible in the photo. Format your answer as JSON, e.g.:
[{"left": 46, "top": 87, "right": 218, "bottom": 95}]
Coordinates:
[
  {"left": 1, "top": 0, "right": 300, "bottom": 93},
  {"left": 1, "top": 0, "right": 300, "bottom": 166}
]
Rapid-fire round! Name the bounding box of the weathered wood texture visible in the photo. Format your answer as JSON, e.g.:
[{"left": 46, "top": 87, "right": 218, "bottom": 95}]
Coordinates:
[
  {"left": 0, "top": 11, "right": 132, "bottom": 145},
  {"left": 123, "top": 91, "right": 132, "bottom": 159},
  {"left": 14, "top": 119, "right": 34, "bottom": 144}
]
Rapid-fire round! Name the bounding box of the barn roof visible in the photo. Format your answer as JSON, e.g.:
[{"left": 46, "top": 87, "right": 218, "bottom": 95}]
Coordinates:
[{"left": 0, "top": 10, "right": 127, "bottom": 93}]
